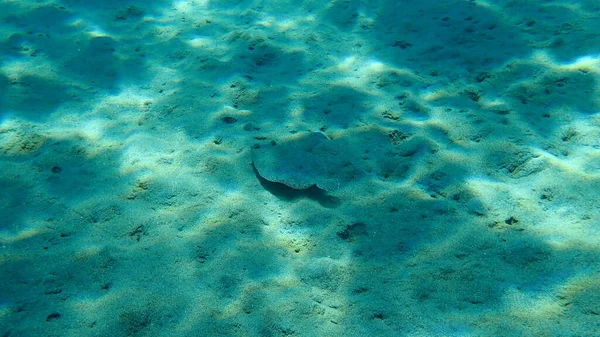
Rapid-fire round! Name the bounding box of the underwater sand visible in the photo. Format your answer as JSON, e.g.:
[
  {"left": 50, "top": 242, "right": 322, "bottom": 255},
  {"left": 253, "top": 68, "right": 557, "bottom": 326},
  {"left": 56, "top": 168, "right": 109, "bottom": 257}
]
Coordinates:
[{"left": 1, "top": 0, "right": 600, "bottom": 336}]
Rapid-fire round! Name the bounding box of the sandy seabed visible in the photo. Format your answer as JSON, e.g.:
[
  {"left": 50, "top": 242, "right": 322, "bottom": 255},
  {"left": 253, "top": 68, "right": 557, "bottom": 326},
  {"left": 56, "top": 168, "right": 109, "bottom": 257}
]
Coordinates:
[{"left": 1, "top": 0, "right": 600, "bottom": 336}]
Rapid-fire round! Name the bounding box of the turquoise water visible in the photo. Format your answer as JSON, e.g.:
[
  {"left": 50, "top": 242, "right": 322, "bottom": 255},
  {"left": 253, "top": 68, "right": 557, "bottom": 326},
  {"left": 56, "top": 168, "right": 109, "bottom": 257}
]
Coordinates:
[{"left": 1, "top": 0, "right": 600, "bottom": 336}]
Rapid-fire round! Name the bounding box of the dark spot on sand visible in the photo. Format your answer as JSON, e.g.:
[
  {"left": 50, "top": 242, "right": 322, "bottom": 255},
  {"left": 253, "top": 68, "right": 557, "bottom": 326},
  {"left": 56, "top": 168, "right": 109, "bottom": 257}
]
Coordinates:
[
  {"left": 221, "top": 116, "right": 238, "bottom": 124},
  {"left": 45, "top": 312, "right": 61, "bottom": 321}
]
